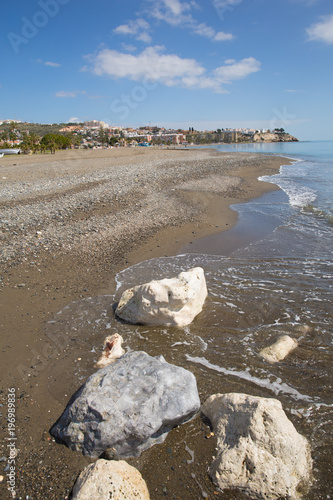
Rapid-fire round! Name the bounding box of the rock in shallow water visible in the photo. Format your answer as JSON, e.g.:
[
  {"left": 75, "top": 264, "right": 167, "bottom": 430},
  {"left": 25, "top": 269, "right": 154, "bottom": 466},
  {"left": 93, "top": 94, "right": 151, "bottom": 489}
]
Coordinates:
[
  {"left": 201, "top": 393, "right": 312, "bottom": 499},
  {"left": 51, "top": 351, "right": 200, "bottom": 458},
  {"left": 71, "top": 459, "right": 150, "bottom": 500},
  {"left": 259, "top": 334, "right": 298, "bottom": 363},
  {"left": 95, "top": 333, "right": 125, "bottom": 368},
  {"left": 115, "top": 267, "right": 208, "bottom": 327}
]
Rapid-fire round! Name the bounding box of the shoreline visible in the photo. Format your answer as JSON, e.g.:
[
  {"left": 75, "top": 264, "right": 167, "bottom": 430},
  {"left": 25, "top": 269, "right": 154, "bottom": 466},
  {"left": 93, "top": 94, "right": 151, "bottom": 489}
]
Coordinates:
[{"left": 0, "top": 147, "right": 291, "bottom": 499}]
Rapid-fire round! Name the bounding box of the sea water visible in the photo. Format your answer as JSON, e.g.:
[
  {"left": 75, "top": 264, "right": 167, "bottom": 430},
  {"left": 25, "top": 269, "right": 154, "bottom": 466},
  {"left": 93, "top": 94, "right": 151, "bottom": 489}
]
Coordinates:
[{"left": 46, "top": 141, "right": 332, "bottom": 498}]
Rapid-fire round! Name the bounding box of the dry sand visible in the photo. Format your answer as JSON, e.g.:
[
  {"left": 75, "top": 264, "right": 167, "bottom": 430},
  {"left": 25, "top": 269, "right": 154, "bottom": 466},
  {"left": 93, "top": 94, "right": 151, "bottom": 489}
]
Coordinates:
[{"left": 0, "top": 147, "right": 291, "bottom": 499}]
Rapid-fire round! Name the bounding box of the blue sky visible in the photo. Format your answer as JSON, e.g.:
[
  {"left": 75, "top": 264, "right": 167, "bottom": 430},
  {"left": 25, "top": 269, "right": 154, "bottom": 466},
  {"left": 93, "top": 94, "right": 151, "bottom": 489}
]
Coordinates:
[{"left": 1, "top": 0, "right": 332, "bottom": 139}]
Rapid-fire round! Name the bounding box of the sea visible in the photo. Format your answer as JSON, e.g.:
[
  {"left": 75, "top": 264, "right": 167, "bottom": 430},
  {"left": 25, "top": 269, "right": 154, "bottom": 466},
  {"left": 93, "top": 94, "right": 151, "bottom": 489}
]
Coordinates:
[{"left": 46, "top": 141, "right": 332, "bottom": 498}]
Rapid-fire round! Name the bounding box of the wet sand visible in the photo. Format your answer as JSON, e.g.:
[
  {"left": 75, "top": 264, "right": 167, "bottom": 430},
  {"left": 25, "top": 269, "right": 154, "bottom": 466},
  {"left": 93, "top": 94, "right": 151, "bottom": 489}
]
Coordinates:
[{"left": 0, "top": 147, "right": 291, "bottom": 499}]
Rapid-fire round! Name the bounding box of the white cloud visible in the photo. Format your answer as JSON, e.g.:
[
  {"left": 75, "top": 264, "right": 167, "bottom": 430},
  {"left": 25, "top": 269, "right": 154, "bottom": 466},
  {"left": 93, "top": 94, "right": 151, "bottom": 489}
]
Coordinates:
[
  {"left": 214, "top": 0, "right": 243, "bottom": 6},
  {"left": 213, "top": 57, "right": 261, "bottom": 83},
  {"left": 306, "top": 14, "right": 333, "bottom": 44},
  {"left": 214, "top": 31, "right": 234, "bottom": 41},
  {"left": 147, "top": 1, "right": 234, "bottom": 41},
  {"left": 149, "top": 2, "right": 192, "bottom": 26},
  {"left": 163, "top": 0, "right": 189, "bottom": 16},
  {"left": 45, "top": 61, "right": 61, "bottom": 67},
  {"left": 90, "top": 46, "right": 205, "bottom": 85},
  {"left": 193, "top": 22, "right": 215, "bottom": 38},
  {"left": 55, "top": 90, "right": 86, "bottom": 98},
  {"left": 121, "top": 43, "right": 138, "bottom": 52},
  {"left": 137, "top": 32, "right": 152, "bottom": 43},
  {"left": 212, "top": 0, "right": 243, "bottom": 13},
  {"left": 34, "top": 59, "right": 61, "bottom": 67},
  {"left": 192, "top": 23, "right": 233, "bottom": 41},
  {"left": 87, "top": 46, "right": 260, "bottom": 92},
  {"left": 114, "top": 18, "right": 152, "bottom": 43}
]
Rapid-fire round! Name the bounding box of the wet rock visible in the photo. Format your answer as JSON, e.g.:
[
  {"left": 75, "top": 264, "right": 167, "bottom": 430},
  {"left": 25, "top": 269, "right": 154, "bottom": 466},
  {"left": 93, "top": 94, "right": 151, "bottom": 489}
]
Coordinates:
[
  {"left": 259, "top": 334, "right": 298, "bottom": 363},
  {"left": 201, "top": 393, "right": 312, "bottom": 499},
  {"left": 71, "top": 459, "right": 150, "bottom": 499},
  {"left": 115, "top": 267, "right": 207, "bottom": 327},
  {"left": 95, "top": 333, "right": 125, "bottom": 369},
  {"left": 51, "top": 351, "right": 200, "bottom": 458}
]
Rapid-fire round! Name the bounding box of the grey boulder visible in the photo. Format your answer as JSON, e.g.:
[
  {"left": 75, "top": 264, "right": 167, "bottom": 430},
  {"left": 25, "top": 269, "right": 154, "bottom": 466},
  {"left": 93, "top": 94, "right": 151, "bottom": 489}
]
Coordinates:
[{"left": 51, "top": 351, "right": 200, "bottom": 458}]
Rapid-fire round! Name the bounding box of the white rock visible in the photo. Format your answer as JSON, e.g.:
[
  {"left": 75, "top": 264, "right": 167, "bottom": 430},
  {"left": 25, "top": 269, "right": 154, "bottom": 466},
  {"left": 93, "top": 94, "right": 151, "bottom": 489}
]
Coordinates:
[
  {"left": 96, "top": 333, "right": 125, "bottom": 368},
  {"left": 71, "top": 459, "right": 150, "bottom": 500},
  {"left": 201, "top": 393, "right": 312, "bottom": 499},
  {"left": 115, "top": 267, "right": 207, "bottom": 327},
  {"left": 259, "top": 334, "right": 298, "bottom": 363}
]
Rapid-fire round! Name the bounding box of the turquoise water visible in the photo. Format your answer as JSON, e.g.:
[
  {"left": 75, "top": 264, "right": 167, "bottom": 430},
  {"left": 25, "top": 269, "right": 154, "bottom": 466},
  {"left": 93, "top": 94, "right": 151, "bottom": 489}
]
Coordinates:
[{"left": 47, "top": 142, "right": 332, "bottom": 498}]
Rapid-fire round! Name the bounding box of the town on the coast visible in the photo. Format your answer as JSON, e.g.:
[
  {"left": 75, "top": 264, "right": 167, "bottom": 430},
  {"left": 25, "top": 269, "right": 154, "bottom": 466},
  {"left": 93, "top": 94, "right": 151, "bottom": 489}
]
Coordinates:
[{"left": 0, "top": 118, "right": 298, "bottom": 154}]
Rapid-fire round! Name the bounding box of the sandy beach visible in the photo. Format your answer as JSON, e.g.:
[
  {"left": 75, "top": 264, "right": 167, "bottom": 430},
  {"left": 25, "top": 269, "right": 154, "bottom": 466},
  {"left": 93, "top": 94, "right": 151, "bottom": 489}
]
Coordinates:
[{"left": 0, "top": 147, "right": 291, "bottom": 499}]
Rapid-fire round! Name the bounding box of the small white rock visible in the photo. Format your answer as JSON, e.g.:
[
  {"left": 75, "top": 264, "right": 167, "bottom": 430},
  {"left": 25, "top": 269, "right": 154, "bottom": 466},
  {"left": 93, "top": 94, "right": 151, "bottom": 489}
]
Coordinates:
[
  {"left": 96, "top": 333, "right": 125, "bottom": 368},
  {"left": 259, "top": 334, "right": 298, "bottom": 363},
  {"left": 71, "top": 459, "right": 150, "bottom": 500}
]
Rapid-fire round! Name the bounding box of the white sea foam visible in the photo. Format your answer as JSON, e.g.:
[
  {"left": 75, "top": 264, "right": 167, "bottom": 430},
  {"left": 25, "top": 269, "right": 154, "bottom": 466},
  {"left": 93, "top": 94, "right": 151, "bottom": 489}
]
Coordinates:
[{"left": 186, "top": 355, "right": 313, "bottom": 402}]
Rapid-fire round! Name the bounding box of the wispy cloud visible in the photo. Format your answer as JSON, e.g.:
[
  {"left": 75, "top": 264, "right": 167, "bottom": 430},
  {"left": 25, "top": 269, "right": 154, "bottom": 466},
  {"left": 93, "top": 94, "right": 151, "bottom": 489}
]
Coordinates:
[
  {"left": 35, "top": 59, "right": 61, "bottom": 67},
  {"left": 67, "top": 117, "right": 81, "bottom": 123},
  {"left": 306, "top": 14, "right": 333, "bottom": 44},
  {"left": 44, "top": 61, "right": 61, "bottom": 67},
  {"left": 192, "top": 22, "right": 233, "bottom": 41},
  {"left": 86, "top": 46, "right": 260, "bottom": 93},
  {"left": 213, "top": 57, "right": 261, "bottom": 83},
  {"left": 112, "top": 0, "right": 235, "bottom": 45},
  {"left": 213, "top": 0, "right": 243, "bottom": 9},
  {"left": 149, "top": 0, "right": 193, "bottom": 25},
  {"left": 121, "top": 43, "right": 138, "bottom": 52},
  {"left": 212, "top": 0, "right": 244, "bottom": 17},
  {"left": 55, "top": 90, "right": 86, "bottom": 98},
  {"left": 114, "top": 18, "right": 152, "bottom": 43}
]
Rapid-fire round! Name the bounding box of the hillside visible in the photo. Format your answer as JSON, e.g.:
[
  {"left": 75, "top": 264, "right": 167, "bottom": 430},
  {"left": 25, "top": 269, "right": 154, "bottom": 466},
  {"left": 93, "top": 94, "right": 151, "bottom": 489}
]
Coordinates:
[{"left": 252, "top": 132, "right": 299, "bottom": 143}]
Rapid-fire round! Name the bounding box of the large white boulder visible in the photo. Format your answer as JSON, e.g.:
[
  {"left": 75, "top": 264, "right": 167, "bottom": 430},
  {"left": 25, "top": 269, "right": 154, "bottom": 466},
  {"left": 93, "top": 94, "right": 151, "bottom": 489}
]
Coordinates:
[
  {"left": 115, "top": 267, "right": 208, "bottom": 327},
  {"left": 71, "top": 459, "right": 150, "bottom": 499},
  {"left": 259, "top": 334, "right": 298, "bottom": 363},
  {"left": 201, "top": 393, "right": 312, "bottom": 499}
]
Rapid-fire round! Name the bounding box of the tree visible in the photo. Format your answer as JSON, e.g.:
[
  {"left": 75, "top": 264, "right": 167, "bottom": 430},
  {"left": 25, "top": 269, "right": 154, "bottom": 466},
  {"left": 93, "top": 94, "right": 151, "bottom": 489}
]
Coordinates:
[
  {"left": 0, "top": 131, "right": 9, "bottom": 143},
  {"left": 98, "top": 126, "right": 108, "bottom": 146},
  {"left": 40, "top": 133, "right": 58, "bottom": 154},
  {"left": 109, "top": 136, "right": 118, "bottom": 147},
  {"left": 20, "top": 133, "right": 33, "bottom": 154},
  {"left": 28, "top": 132, "right": 41, "bottom": 153}
]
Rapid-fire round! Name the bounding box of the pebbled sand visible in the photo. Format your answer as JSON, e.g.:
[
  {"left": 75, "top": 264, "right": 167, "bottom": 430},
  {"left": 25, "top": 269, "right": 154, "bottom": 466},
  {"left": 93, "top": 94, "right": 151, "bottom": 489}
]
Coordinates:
[{"left": 0, "top": 147, "right": 291, "bottom": 499}]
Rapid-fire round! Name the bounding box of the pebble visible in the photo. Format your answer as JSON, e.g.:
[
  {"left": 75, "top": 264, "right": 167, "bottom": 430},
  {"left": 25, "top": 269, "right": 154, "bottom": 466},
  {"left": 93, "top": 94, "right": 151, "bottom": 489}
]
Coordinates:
[{"left": 0, "top": 150, "right": 262, "bottom": 268}]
